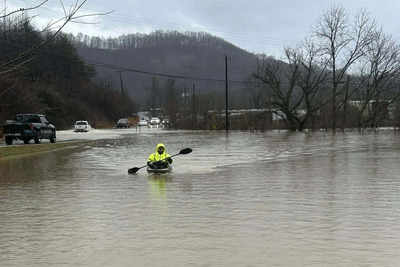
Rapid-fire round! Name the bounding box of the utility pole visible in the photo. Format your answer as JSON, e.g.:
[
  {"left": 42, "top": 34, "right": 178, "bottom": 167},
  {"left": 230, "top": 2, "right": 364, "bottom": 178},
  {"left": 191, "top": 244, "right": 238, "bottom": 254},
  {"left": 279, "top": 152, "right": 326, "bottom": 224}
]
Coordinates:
[
  {"left": 192, "top": 83, "right": 196, "bottom": 129},
  {"left": 184, "top": 87, "right": 187, "bottom": 106},
  {"left": 118, "top": 71, "right": 124, "bottom": 95},
  {"left": 3, "top": 0, "right": 6, "bottom": 32},
  {"left": 225, "top": 55, "right": 229, "bottom": 132}
]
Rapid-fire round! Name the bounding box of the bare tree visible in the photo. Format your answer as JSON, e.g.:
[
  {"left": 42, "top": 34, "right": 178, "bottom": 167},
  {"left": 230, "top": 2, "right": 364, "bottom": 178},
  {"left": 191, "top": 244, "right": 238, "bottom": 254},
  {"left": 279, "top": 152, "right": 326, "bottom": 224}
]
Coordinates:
[
  {"left": 254, "top": 50, "right": 305, "bottom": 130},
  {"left": 314, "top": 6, "right": 375, "bottom": 130},
  {"left": 0, "top": 0, "right": 111, "bottom": 75},
  {"left": 254, "top": 39, "right": 332, "bottom": 131},
  {"left": 354, "top": 30, "right": 400, "bottom": 128},
  {"left": 244, "top": 74, "right": 269, "bottom": 109},
  {"left": 0, "top": 0, "right": 49, "bottom": 20}
]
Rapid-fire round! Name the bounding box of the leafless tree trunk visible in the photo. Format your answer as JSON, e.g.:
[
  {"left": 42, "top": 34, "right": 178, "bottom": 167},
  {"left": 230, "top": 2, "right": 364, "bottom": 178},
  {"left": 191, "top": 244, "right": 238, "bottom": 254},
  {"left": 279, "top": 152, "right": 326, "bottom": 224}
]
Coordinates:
[
  {"left": 341, "top": 76, "right": 350, "bottom": 130},
  {"left": 295, "top": 40, "right": 330, "bottom": 130}
]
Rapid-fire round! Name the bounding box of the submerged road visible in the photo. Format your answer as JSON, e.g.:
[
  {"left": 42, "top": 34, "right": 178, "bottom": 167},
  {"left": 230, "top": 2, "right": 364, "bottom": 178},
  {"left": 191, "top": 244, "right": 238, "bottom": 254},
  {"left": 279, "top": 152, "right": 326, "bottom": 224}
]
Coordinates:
[
  {"left": 2, "top": 130, "right": 400, "bottom": 266},
  {"left": 0, "top": 127, "right": 159, "bottom": 147}
]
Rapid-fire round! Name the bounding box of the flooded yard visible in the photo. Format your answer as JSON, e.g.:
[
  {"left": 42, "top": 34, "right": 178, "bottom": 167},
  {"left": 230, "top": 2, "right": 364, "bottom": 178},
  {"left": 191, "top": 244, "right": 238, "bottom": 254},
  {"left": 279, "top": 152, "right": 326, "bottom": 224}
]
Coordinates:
[{"left": 1, "top": 129, "right": 400, "bottom": 266}]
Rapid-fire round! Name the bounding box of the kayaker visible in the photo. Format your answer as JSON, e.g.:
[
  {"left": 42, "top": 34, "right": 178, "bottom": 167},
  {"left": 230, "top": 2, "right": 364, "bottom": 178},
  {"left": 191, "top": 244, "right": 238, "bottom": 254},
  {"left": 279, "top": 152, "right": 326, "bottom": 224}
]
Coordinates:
[{"left": 147, "top": 143, "right": 173, "bottom": 169}]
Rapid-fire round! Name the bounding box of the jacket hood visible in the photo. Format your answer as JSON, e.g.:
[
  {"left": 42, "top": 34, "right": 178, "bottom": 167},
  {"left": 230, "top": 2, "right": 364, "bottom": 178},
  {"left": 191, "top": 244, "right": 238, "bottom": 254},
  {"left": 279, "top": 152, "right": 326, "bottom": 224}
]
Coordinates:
[{"left": 156, "top": 143, "right": 166, "bottom": 153}]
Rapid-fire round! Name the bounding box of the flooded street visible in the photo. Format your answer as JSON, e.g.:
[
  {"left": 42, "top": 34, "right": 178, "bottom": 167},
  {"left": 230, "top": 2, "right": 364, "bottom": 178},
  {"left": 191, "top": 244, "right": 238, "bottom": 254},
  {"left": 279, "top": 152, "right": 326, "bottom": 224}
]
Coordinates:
[{"left": 1, "top": 129, "right": 400, "bottom": 266}]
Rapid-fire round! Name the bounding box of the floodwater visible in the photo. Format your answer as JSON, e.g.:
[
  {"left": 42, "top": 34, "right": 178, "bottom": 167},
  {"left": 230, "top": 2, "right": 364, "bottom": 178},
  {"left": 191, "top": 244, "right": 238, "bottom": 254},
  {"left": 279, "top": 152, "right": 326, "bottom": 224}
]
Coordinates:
[{"left": 1, "top": 129, "right": 400, "bottom": 267}]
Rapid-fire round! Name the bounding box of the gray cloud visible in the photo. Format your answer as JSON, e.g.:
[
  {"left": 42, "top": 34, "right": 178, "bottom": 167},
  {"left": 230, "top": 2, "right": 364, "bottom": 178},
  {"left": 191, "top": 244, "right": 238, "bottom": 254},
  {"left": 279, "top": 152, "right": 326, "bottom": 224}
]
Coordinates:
[{"left": 10, "top": 0, "right": 400, "bottom": 57}]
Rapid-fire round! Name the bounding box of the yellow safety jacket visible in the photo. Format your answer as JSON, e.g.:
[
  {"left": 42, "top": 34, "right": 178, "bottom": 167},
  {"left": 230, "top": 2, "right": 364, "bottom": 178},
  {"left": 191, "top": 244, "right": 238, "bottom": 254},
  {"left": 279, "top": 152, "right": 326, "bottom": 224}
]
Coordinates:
[{"left": 147, "top": 143, "right": 171, "bottom": 162}]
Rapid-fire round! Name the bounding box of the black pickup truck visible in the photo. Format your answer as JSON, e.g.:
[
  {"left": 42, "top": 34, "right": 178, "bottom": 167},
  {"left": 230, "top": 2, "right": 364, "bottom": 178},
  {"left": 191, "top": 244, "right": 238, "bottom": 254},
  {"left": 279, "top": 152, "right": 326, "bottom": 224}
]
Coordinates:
[{"left": 3, "top": 114, "right": 56, "bottom": 145}]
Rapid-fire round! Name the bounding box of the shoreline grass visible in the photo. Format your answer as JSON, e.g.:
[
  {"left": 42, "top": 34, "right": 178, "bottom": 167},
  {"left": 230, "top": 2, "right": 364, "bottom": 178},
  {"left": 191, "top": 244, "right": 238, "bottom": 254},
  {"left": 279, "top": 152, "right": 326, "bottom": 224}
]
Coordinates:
[{"left": 0, "top": 141, "right": 89, "bottom": 160}]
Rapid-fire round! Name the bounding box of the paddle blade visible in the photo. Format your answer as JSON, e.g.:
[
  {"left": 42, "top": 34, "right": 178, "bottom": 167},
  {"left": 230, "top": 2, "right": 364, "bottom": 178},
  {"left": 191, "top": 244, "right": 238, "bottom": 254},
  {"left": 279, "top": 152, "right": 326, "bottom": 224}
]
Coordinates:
[
  {"left": 128, "top": 167, "right": 140, "bottom": 174},
  {"left": 179, "top": 148, "right": 192, "bottom": 155}
]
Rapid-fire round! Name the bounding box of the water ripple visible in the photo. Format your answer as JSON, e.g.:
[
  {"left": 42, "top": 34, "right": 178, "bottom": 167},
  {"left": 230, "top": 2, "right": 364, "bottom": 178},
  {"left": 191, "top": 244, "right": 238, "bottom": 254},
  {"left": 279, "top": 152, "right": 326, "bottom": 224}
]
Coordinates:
[{"left": 1, "top": 131, "right": 400, "bottom": 266}]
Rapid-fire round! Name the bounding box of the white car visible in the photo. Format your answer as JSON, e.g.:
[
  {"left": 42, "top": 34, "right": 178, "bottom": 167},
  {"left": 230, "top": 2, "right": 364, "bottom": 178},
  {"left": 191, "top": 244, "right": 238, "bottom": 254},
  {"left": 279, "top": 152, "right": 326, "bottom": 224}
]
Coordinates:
[
  {"left": 150, "top": 117, "right": 161, "bottom": 125},
  {"left": 74, "top": 120, "right": 91, "bottom": 132},
  {"left": 138, "top": 119, "right": 148, "bottom": 126}
]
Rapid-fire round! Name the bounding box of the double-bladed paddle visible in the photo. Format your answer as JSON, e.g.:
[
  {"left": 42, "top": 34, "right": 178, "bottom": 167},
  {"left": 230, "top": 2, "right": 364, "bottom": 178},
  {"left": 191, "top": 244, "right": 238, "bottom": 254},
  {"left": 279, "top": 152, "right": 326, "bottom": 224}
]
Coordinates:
[{"left": 128, "top": 147, "right": 192, "bottom": 174}]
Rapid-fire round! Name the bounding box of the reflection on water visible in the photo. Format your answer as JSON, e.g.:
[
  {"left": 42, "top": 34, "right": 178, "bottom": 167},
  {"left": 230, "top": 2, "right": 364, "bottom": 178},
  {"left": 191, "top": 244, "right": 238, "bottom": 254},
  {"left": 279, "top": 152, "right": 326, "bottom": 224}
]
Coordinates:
[
  {"left": 1, "top": 130, "right": 400, "bottom": 266},
  {"left": 148, "top": 175, "right": 173, "bottom": 199}
]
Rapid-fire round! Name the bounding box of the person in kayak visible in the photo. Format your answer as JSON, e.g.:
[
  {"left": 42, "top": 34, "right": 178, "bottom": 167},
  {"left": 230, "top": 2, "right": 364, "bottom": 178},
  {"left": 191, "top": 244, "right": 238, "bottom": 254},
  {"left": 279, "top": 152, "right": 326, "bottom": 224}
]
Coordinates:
[{"left": 147, "top": 143, "right": 173, "bottom": 169}]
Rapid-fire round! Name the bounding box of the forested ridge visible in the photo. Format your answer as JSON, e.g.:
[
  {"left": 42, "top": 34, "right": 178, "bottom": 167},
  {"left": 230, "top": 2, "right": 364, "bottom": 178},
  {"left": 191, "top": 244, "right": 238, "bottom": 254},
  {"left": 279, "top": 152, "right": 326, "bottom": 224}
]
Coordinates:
[{"left": 69, "top": 30, "right": 261, "bottom": 106}]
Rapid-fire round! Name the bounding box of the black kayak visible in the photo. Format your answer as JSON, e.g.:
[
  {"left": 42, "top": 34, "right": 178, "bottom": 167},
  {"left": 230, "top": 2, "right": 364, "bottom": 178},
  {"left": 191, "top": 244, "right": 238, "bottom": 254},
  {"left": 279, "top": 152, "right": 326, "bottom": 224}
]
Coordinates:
[{"left": 146, "top": 165, "right": 172, "bottom": 174}]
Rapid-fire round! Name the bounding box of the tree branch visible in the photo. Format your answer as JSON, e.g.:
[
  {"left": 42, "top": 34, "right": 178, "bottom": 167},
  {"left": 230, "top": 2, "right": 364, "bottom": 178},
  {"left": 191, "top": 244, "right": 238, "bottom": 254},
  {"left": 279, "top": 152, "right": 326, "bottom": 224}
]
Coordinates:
[{"left": 0, "top": 0, "right": 49, "bottom": 19}]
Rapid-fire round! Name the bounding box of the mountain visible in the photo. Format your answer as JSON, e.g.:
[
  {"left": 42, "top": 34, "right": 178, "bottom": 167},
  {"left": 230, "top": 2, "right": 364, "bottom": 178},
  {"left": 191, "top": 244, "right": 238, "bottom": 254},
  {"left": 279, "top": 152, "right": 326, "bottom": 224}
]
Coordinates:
[{"left": 70, "top": 31, "right": 263, "bottom": 108}]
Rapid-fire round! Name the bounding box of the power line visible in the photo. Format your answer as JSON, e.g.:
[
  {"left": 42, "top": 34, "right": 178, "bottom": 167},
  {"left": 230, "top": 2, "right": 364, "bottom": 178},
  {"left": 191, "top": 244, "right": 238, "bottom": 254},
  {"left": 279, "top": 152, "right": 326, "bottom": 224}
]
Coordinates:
[
  {"left": 0, "top": 35, "right": 257, "bottom": 85},
  {"left": 88, "top": 60, "right": 253, "bottom": 84}
]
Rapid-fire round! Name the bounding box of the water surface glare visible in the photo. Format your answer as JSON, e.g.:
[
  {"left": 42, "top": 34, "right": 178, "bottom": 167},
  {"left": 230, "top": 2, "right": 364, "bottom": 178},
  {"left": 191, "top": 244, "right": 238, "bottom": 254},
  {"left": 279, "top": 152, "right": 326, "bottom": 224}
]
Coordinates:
[{"left": 1, "top": 130, "right": 400, "bottom": 266}]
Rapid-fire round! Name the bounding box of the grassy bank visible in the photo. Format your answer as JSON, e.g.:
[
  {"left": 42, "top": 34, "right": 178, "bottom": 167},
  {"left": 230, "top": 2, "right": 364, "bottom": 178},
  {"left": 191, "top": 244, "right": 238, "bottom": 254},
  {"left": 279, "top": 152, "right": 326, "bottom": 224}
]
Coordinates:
[{"left": 0, "top": 141, "right": 87, "bottom": 160}]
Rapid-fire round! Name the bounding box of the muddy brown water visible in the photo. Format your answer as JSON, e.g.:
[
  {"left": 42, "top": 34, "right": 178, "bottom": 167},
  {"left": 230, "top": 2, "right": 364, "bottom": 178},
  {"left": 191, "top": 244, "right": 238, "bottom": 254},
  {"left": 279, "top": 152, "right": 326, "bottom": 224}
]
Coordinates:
[{"left": 1, "top": 130, "right": 400, "bottom": 266}]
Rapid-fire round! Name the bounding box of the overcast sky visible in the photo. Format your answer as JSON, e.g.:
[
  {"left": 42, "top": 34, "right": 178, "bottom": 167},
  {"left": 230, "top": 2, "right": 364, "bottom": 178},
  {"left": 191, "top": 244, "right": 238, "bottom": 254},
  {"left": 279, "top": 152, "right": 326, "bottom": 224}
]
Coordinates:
[{"left": 6, "top": 0, "right": 400, "bottom": 57}]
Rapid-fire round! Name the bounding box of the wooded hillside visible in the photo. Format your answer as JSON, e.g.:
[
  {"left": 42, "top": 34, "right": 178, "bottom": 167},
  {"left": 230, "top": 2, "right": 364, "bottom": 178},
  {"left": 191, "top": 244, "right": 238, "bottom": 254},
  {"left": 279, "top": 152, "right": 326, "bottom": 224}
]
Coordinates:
[
  {"left": 69, "top": 31, "right": 262, "bottom": 109},
  {"left": 0, "top": 16, "right": 136, "bottom": 129}
]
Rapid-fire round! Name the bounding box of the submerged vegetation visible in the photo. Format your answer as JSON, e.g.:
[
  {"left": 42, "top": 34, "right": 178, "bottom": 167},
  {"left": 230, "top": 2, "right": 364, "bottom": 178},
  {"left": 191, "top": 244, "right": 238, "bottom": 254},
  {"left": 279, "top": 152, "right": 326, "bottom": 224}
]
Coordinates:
[{"left": 0, "top": 141, "right": 86, "bottom": 160}]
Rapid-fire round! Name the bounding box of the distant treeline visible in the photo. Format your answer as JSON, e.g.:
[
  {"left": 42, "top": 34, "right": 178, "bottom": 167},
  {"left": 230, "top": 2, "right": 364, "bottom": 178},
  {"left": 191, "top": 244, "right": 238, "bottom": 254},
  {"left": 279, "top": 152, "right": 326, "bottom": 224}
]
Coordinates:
[
  {"left": 0, "top": 15, "right": 136, "bottom": 130},
  {"left": 69, "top": 30, "right": 239, "bottom": 51}
]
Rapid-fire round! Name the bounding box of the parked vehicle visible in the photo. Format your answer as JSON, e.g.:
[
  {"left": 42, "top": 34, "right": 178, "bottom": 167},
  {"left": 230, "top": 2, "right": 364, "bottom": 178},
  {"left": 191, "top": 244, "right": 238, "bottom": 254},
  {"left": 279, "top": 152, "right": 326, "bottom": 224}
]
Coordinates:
[
  {"left": 3, "top": 114, "right": 56, "bottom": 145},
  {"left": 74, "top": 120, "right": 91, "bottom": 132},
  {"left": 150, "top": 117, "right": 161, "bottom": 125},
  {"left": 162, "top": 119, "right": 170, "bottom": 127},
  {"left": 116, "top": 118, "right": 130, "bottom": 128},
  {"left": 138, "top": 119, "right": 148, "bottom": 127}
]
